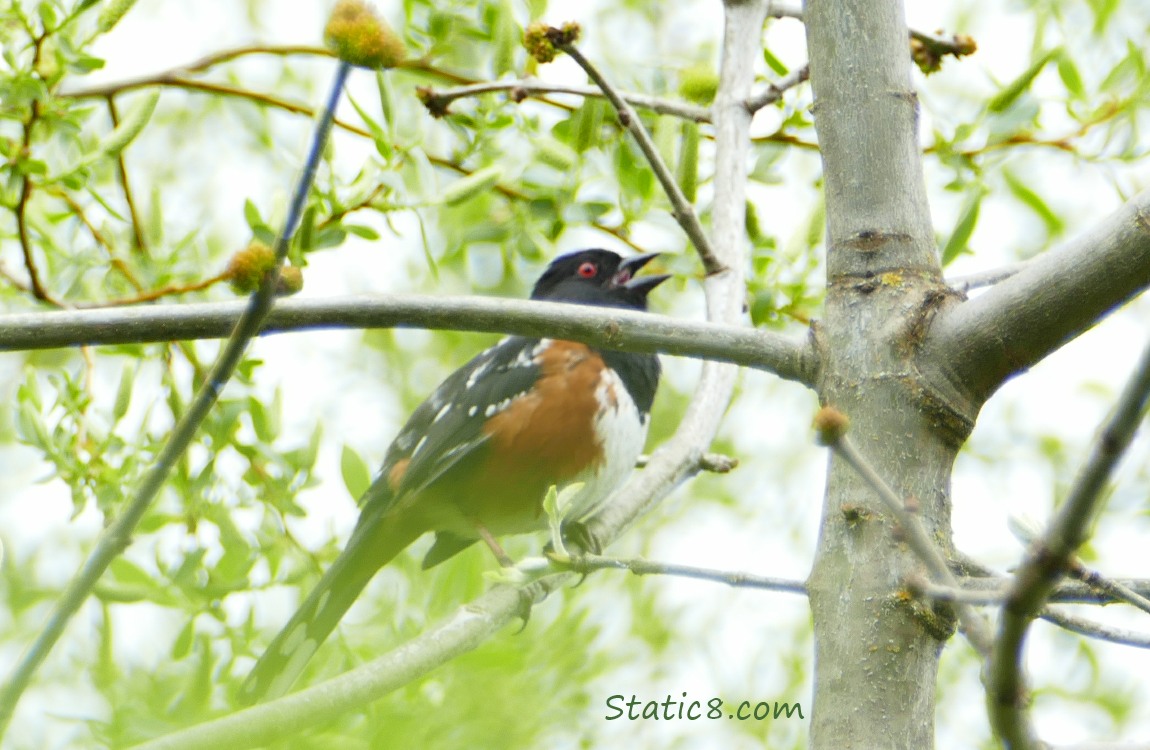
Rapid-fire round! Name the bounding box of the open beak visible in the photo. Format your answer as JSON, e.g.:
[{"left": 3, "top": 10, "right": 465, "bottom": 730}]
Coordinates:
[{"left": 615, "top": 252, "right": 671, "bottom": 295}]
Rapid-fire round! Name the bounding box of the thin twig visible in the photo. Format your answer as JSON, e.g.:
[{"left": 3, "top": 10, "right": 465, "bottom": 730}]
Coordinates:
[
  {"left": 636, "top": 451, "right": 737, "bottom": 472},
  {"left": 15, "top": 135, "right": 57, "bottom": 305},
  {"left": 1039, "top": 608, "right": 1150, "bottom": 650},
  {"left": 1069, "top": 564, "right": 1150, "bottom": 617},
  {"left": 911, "top": 581, "right": 1150, "bottom": 652},
  {"left": 553, "top": 36, "right": 725, "bottom": 275},
  {"left": 817, "top": 414, "right": 995, "bottom": 658},
  {"left": 417, "top": 78, "right": 710, "bottom": 122},
  {"left": 64, "top": 53, "right": 644, "bottom": 240},
  {"left": 74, "top": 274, "right": 230, "bottom": 308},
  {"left": 11, "top": 28, "right": 57, "bottom": 304},
  {"left": 555, "top": 553, "right": 807, "bottom": 595},
  {"left": 0, "top": 60, "right": 353, "bottom": 740},
  {"left": 745, "top": 64, "right": 809, "bottom": 113},
  {"left": 61, "top": 45, "right": 475, "bottom": 98},
  {"left": 989, "top": 337, "right": 1150, "bottom": 750},
  {"left": 945, "top": 261, "right": 1028, "bottom": 293},
  {"left": 915, "top": 576, "right": 1150, "bottom": 606},
  {"left": 908, "top": 577, "right": 1008, "bottom": 605}
]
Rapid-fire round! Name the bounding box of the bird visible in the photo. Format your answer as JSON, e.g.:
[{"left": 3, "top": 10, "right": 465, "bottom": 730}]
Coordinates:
[{"left": 240, "top": 248, "right": 668, "bottom": 703}]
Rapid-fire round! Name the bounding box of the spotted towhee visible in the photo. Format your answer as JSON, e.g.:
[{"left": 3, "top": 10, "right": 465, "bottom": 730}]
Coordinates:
[{"left": 241, "top": 248, "right": 668, "bottom": 702}]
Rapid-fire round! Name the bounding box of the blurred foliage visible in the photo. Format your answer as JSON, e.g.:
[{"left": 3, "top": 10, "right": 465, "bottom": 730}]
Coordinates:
[{"left": 0, "top": 0, "right": 1148, "bottom": 748}]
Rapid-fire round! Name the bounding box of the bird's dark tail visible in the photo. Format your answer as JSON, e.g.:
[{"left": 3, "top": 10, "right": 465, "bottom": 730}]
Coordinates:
[{"left": 239, "top": 512, "right": 423, "bottom": 704}]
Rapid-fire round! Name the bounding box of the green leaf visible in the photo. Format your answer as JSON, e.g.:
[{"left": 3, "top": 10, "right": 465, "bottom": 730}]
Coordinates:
[
  {"left": 16, "top": 400, "right": 51, "bottom": 450},
  {"left": 677, "top": 121, "right": 699, "bottom": 203},
  {"left": 348, "top": 92, "right": 392, "bottom": 161},
  {"left": 762, "top": 46, "right": 789, "bottom": 76},
  {"left": 243, "top": 198, "right": 263, "bottom": 231},
  {"left": 1099, "top": 41, "right": 1144, "bottom": 94},
  {"left": 491, "top": 0, "right": 518, "bottom": 76},
  {"left": 440, "top": 165, "right": 503, "bottom": 205},
  {"left": 295, "top": 204, "right": 316, "bottom": 255},
  {"left": 988, "top": 49, "right": 1058, "bottom": 112},
  {"left": 96, "top": 88, "right": 159, "bottom": 158},
  {"left": 1056, "top": 50, "right": 1085, "bottom": 99},
  {"left": 571, "top": 98, "right": 605, "bottom": 153},
  {"left": 340, "top": 444, "right": 372, "bottom": 499},
  {"left": 344, "top": 224, "right": 380, "bottom": 240},
  {"left": 375, "top": 70, "right": 395, "bottom": 132},
  {"left": 112, "top": 363, "right": 133, "bottom": 421},
  {"left": 171, "top": 618, "right": 195, "bottom": 660},
  {"left": 147, "top": 185, "right": 164, "bottom": 245},
  {"left": 1086, "top": 0, "right": 1120, "bottom": 34},
  {"left": 37, "top": 1, "right": 58, "bottom": 29},
  {"left": 1003, "top": 171, "right": 1064, "bottom": 236},
  {"left": 941, "top": 192, "right": 982, "bottom": 266},
  {"left": 97, "top": 0, "right": 139, "bottom": 33},
  {"left": 535, "top": 137, "right": 577, "bottom": 172}
]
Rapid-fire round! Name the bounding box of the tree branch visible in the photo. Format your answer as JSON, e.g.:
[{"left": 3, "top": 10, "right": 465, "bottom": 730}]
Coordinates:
[
  {"left": 1039, "top": 608, "right": 1150, "bottom": 650},
  {"left": 816, "top": 417, "right": 995, "bottom": 657},
  {"left": 129, "top": 583, "right": 548, "bottom": 750},
  {"left": 745, "top": 64, "right": 809, "bottom": 113},
  {"left": 553, "top": 36, "right": 725, "bottom": 275},
  {"left": 919, "top": 576, "right": 1150, "bottom": 606},
  {"left": 988, "top": 336, "right": 1150, "bottom": 750},
  {"left": 926, "top": 190, "right": 1150, "bottom": 403},
  {"left": 945, "top": 261, "right": 1027, "bottom": 293},
  {"left": 555, "top": 553, "right": 807, "bottom": 595},
  {"left": 0, "top": 295, "right": 818, "bottom": 385},
  {"left": 417, "top": 79, "right": 710, "bottom": 122}
]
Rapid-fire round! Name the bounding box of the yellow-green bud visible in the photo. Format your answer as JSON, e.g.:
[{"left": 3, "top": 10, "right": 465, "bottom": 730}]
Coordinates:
[
  {"left": 276, "top": 265, "right": 304, "bottom": 295},
  {"left": 226, "top": 242, "right": 277, "bottom": 294},
  {"left": 324, "top": 0, "right": 406, "bottom": 69},
  {"left": 523, "top": 21, "right": 580, "bottom": 64},
  {"left": 813, "top": 406, "right": 850, "bottom": 446}
]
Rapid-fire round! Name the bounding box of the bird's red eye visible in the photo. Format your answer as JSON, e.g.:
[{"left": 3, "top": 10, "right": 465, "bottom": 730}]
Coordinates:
[{"left": 577, "top": 261, "right": 598, "bottom": 278}]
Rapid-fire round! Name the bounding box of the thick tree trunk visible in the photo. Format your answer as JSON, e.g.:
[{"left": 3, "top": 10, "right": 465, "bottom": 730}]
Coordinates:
[{"left": 803, "top": 1, "right": 966, "bottom": 747}]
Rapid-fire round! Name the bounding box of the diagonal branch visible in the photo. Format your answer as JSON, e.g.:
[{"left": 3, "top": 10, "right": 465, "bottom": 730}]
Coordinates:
[
  {"left": 552, "top": 36, "right": 725, "bottom": 275},
  {"left": 816, "top": 413, "right": 995, "bottom": 658},
  {"left": 988, "top": 336, "right": 1150, "bottom": 750},
  {"left": 745, "top": 64, "right": 809, "bottom": 113},
  {"left": 925, "top": 190, "right": 1150, "bottom": 403}
]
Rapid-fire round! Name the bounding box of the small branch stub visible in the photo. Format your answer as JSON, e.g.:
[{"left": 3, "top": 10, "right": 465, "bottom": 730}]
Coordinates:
[
  {"left": 910, "top": 31, "right": 977, "bottom": 74},
  {"left": 324, "top": 0, "right": 406, "bottom": 69}
]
